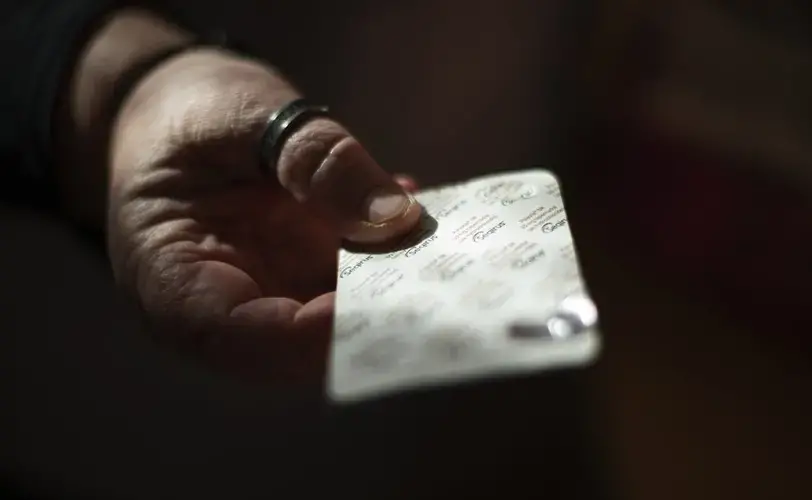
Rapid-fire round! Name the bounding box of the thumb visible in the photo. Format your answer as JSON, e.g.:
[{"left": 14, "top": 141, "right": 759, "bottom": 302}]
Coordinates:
[{"left": 274, "top": 117, "right": 422, "bottom": 243}]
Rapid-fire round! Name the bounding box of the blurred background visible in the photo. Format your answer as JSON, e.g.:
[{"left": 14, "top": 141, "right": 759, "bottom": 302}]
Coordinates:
[{"left": 2, "top": 0, "right": 811, "bottom": 498}]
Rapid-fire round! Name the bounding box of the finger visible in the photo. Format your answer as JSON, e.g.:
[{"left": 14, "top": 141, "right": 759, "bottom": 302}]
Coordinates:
[
  {"left": 134, "top": 256, "right": 331, "bottom": 388},
  {"left": 274, "top": 118, "right": 422, "bottom": 244},
  {"left": 394, "top": 174, "right": 419, "bottom": 193},
  {"left": 227, "top": 294, "right": 333, "bottom": 386}
]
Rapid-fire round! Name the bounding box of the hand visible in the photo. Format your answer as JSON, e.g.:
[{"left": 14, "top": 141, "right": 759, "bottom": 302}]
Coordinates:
[{"left": 106, "top": 48, "right": 421, "bottom": 386}]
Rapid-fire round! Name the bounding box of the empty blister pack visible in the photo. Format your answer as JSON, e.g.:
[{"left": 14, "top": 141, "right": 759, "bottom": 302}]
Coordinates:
[{"left": 329, "top": 169, "right": 600, "bottom": 402}]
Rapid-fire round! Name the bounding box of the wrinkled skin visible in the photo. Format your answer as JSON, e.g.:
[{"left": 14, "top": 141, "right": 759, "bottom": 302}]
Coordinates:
[{"left": 106, "top": 48, "right": 420, "bottom": 386}]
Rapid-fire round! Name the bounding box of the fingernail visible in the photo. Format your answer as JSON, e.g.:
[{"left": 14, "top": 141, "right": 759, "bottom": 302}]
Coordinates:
[{"left": 365, "top": 186, "right": 411, "bottom": 223}]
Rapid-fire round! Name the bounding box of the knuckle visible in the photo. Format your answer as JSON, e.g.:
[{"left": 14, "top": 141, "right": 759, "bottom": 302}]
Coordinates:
[{"left": 276, "top": 119, "right": 350, "bottom": 199}]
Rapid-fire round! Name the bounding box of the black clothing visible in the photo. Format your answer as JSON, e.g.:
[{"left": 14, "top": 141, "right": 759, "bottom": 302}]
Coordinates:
[{"left": 0, "top": 0, "right": 116, "bottom": 207}]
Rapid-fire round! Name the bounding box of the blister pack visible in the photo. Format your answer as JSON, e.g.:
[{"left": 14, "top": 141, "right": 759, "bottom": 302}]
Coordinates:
[{"left": 329, "top": 169, "right": 600, "bottom": 402}]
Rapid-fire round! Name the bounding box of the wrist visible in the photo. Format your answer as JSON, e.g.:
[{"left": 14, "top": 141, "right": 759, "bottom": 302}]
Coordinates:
[{"left": 54, "top": 7, "right": 194, "bottom": 228}]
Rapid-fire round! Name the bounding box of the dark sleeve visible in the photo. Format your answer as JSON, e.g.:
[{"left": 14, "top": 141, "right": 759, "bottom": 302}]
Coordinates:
[{"left": 0, "top": 0, "right": 116, "bottom": 205}]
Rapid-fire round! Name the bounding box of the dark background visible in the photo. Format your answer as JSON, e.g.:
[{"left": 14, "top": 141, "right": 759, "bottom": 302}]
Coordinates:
[{"left": 2, "top": 1, "right": 811, "bottom": 498}]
